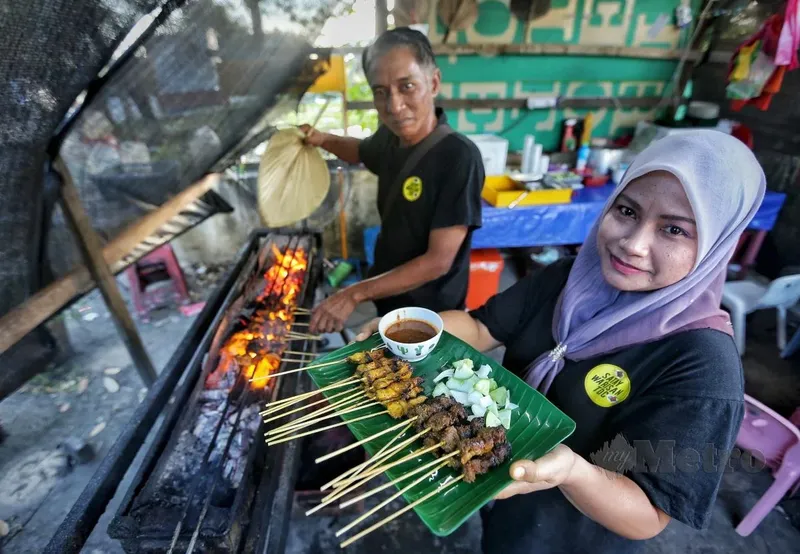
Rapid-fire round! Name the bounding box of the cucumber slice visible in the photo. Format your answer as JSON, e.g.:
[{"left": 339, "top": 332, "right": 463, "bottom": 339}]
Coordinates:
[
  {"left": 489, "top": 378, "right": 498, "bottom": 391},
  {"left": 489, "top": 387, "right": 508, "bottom": 406},
  {"left": 471, "top": 404, "right": 487, "bottom": 417},
  {"left": 467, "top": 391, "right": 484, "bottom": 406},
  {"left": 498, "top": 409, "right": 512, "bottom": 429},
  {"left": 474, "top": 378, "right": 492, "bottom": 396},
  {"left": 485, "top": 411, "right": 502, "bottom": 428},
  {"left": 476, "top": 364, "right": 492, "bottom": 379},
  {"left": 506, "top": 402, "right": 519, "bottom": 411},
  {"left": 487, "top": 402, "right": 500, "bottom": 417},
  {"left": 478, "top": 396, "right": 493, "bottom": 409},
  {"left": 453, "top": 365, "right": 475, "bottom": 380},
  {"left": 433, "top": 382, "right": 450, "bottom": 398},
  {"left": 434, "top": 369, "right": 454, "bottom": 383},
  {"left": 450, "top": 390, "right": 469, "bottom": 405}
]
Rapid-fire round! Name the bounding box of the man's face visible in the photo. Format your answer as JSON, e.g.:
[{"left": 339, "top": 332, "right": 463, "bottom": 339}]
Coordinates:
[{"left": 367, "top": 47, "right": 440, "bottom": 144}]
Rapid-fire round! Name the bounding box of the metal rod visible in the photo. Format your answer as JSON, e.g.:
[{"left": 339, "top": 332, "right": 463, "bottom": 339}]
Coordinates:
[{"left": 53, "top": 157, "right": 156, "bottom": 385}]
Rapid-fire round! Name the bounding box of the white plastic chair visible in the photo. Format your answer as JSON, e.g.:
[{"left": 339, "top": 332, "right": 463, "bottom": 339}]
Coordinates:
[{"left": 721, "top": 274, "right": 800, "bottom": 356}]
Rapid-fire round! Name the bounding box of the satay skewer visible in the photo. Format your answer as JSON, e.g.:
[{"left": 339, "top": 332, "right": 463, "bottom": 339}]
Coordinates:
[
  {"left": 262, "top": 387, "right": 361, "bottom": 423},
  {"left": 320, "top": 421, "right": 414, "bottom": 490},
  {"left": 307, "top": 437, "right": 440, "bottom": 516},
  {"left": 249, "top": 357, "right": 347, "bottom": 381},
  {"left": 265, "top": 392, "right": 367, "bottom": 435},
  {"left": 260, "top": 377, "right": 358, "bottom": 414},
  {"left": 265, "top": 410, "right": 390, "bottom": 446},
  {"left": 282, "top": 349, "right": 317, "bottom": 357},
  {"left": 330, "top": 440, "right": 445, "bottom": 490},
  {"left": 338, "top": 476, "right": 464, "bottom": 548},
  {"left": 338, "top": 451, "right": 459, "bottom": 510},
  {"left": 267, "top": 400, "right": 380, "bottom": 439}
]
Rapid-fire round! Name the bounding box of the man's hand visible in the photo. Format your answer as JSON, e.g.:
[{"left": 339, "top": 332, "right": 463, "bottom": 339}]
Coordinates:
[
  {"left": 494, "top": 444, "right": 579, "bottom": 500},
  {"left": 309, "top": 289, "right": 360, "bottom": 334},
  {"left": 298, "top": 124, "right": 327, "bottom": 147}
]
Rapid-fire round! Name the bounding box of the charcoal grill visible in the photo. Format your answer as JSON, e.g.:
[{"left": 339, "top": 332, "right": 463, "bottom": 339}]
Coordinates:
[{"left": 45, "top": 229, "right": 325, "bottom": 554}]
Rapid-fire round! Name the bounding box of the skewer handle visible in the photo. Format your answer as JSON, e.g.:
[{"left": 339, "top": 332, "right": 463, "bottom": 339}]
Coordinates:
[
  {"left": 339, "top": 476, "right": 464, "bottom": 548},
  {"left": 266, "top": 410, "right": 388, "bottom": 446},
  {"left": 315, "top": 416, "right": 418, "bottom": 464}
]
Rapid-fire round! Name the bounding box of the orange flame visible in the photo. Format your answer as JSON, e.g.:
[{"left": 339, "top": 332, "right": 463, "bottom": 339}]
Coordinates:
[{"left": 204, "top": 245, "right": 308, "bottom": 391}]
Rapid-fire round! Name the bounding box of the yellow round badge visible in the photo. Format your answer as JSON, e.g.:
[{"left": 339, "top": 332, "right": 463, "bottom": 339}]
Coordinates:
[
  {"left": 584, "top": 364, "right": 631, "bottom": 407},
  {"left": 402, "top": 176, "right": 423, "bottom": 201}
]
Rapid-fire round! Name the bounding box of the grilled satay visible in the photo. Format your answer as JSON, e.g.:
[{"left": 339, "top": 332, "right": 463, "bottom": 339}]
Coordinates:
[
  {"left": 355, "top": 356, "right": 394, "bottom": 374},
  {"left": 347, "top": 348, "right": 387, "bottom": 365},
  {"left": 369, "top": 366, "right": 413, "bottom": 389},
  {"left": 462, "top": 441, "right": 512, "bottom": 483},
  {"left": 362, "top": 365, "right": 394, "bottom": 385},
  {"left": 385, "top": 395, "right": 427, "bottom": 418},
  {"left": 370, "top": 379, "right": 423, "bottom": 402},
  {"left": 460, "top": 427, "right": 506, "bottom": 465}
]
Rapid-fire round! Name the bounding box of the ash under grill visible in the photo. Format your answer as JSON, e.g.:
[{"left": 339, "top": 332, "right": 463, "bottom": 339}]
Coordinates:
[{"left": 109, "top": 232, "right": 322, "bottom": 553}]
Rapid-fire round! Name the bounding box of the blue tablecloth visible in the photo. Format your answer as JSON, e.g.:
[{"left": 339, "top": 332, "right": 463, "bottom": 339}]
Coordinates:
[
  {"left": 362, "top": 187, "right": 786, "bottom": 265},
  {"left": 472, "top": 186, "right": 787, "bottom": 249}
]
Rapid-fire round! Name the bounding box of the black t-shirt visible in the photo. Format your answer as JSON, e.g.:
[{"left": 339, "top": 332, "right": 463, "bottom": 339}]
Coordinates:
[
  {"left": 358, "top": 109, "right": 484, "bottom": 315},
  {"left": 471, "top": 258, "right": 744, "bottom": 554}
]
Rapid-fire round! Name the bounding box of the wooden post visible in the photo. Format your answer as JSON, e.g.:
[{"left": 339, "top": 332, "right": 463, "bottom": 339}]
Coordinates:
[
  {"left": 53, "top": 157, "right": 157, "bottom": 385},
  {"left": 375, "top": 0, "right": 388, "bottom": 34}
]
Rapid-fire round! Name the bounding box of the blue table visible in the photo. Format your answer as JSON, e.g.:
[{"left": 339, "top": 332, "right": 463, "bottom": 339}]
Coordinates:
[
  {"left": 472, "top": 186, "right": 787, "bottom": 249},
  {"left": 363, "top": 187, "right": 787, "bottom": 266}
]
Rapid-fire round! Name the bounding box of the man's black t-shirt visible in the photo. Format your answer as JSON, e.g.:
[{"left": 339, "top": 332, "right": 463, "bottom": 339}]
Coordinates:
[
  {"left": 470, "top": 258, "right": 744, "bottom": 554},
  {"left": 358, "top": 109, "right": 483, "bottom": 315}
]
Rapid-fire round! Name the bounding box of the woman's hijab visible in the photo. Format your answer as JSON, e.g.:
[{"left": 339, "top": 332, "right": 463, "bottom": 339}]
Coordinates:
[{"left": 526, "top": 130, "right": 766, "bottom": 393}]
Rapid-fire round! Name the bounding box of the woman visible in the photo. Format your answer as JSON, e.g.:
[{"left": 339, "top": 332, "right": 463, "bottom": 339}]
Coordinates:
[{"left": 357, "top": 130, "right": 766, "bottom": 552}]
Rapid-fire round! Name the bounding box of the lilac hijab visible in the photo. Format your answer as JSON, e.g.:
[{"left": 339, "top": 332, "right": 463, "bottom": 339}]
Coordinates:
[{"left": 526, "top": 130, "right": 766, "bottom": 393}]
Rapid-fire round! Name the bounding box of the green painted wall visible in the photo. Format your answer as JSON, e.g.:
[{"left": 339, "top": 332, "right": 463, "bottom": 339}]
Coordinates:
[{"left": 422, "top": 0, "right": 700, "bottom": 151}]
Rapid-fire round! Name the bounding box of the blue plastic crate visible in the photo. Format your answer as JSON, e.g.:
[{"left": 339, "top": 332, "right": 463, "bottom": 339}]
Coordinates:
[{"left": 363, "top": 225, "right": 380, "bottom": 269}]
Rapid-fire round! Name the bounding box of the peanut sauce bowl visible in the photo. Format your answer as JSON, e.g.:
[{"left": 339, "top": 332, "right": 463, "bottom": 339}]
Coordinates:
[{"left": 378, "top": 307, "right": 444, "bottom": 362}]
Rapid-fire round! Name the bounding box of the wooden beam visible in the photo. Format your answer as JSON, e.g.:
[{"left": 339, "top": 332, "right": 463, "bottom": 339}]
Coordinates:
[
  {"left": 54, "top": 157, "right": 157, "bottom": 385},
  {"left": 0, "top": 173, "right": 220, "bottom": 356},
  {"left": 433, "top": 43, "right": 701, "bottom": 60},
  {"left": 346, "top": 96, "right": 673, "bottom": 111},
  {"left": 335, "top": 44, "right": 701, "bottom": 61}
]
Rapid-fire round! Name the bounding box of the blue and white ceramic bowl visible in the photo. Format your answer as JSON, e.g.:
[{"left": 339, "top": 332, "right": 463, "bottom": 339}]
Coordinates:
[{"left": 378, "top": 307, "right": 444, "bottom": 362}]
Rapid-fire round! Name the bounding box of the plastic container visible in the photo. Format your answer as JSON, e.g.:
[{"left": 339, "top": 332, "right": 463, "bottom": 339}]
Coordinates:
[
  {"left": 465, "top": 134, "right": 508, "bottom": 175},
  {"left": 466, "top": 249, "right": 504, "bottom": 310},
  {"left": 482, "top": 175, "right": 572, "bottom": 207}
]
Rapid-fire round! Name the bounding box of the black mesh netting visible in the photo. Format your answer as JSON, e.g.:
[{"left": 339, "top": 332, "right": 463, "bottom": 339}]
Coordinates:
[{"left": 0, "top": 0, "right": 342, "bottom": 319}]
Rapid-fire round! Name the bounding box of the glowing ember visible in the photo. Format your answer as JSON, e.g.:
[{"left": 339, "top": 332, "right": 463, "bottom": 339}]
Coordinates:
[{"left": 205, "top": 245, "right": 308, "bottom": 391}]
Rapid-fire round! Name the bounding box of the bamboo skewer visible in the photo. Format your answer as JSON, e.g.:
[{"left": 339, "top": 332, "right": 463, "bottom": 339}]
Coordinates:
[
  {"left": 249, "top": 357, "right": 345, "bottom": 382},
  {"left": 263, "top": 388, "right": 363, "bottom": 423},
  {"left": 266, "top": 410, "right": 389, "bottom": 446},
  {"left": 307, "top": 431, "right": 434, "bottom": 516},
  {"left": 308, "top": 432, "right": 436, "bottom": 516},
  {"left": 265, "top": 391, "right": 366, "bottom": 434},
  {"left": 339, "top": 476, "right": 464, "bottom": 548},
  {"left": 260, "top": 377, "right": 358, "bottom": 413},
  {"left": 333, "top": 439, "right": 443, "bottom": 490},
  {"left": 333, "top": 429, "right": 430, "bottom": 489},
  {"left": 315, "top": 417, "right": 416, "bottom": 465},
  {"left": 320, "top": 422, "right": 413, "bottom": 491},
  {"left": 339, "top": 451, "right": 458, "bottom": 511},
  {"left": 282, "top": 349, "right": 317, "bottom": 357},
  {"left": 336, "top": 458, "right": 454, "bottom": 537},
  {"left": 287, "top": 331, "right": 322, "bottom": 340},
  {"left": 290, "top": 321, "right": 311, "bottom": 327},
  {"left": 267, "top": 399, "right": 379, "bottom": 439}
]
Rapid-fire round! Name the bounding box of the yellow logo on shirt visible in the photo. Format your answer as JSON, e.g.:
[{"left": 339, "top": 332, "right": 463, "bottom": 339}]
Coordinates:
[
  {"left": 402, "top": 176, "right": 423, "bottom": 201},
  {"left": 585, "top": 364, "right": 631, "bottom": 407}
]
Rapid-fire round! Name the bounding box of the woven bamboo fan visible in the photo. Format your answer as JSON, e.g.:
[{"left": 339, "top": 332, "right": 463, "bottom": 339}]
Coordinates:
[
  {"left": 438, "top": 0, "right": 479, "bottom": 43},
  {"left": 257, "top": 128, "right": 330, "bottom": 227}
]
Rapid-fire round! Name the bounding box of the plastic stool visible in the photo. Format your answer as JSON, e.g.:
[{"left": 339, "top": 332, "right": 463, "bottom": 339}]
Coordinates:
[{"left": 125, "top": 244, "right": 190, "bottom": 320}]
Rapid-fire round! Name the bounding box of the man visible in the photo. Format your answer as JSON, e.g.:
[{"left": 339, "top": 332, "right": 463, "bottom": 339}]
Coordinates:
[{"left": 303, "top": 28, "right": 484, "bottom": 334}]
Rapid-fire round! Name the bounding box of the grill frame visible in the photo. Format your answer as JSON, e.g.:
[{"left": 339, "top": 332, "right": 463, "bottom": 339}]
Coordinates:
[{"left": 44, "top": 229, "right": 322, "bottom": 554}]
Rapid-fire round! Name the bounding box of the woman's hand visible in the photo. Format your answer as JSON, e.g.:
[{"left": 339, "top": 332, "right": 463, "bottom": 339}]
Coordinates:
[
  {"left": 298, "top": 124, "right": 327, "bottom": 147},
  {"left": 495, "top": 444, "right": 580, "bottom": 500},
  {"left": 354, "top": 317, "right": 380, "bottom": 342}
]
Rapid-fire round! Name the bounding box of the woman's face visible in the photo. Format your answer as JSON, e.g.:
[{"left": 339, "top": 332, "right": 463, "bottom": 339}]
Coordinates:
[{"left": 596, "top": 171, "right": 699, "bottom": 292}]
